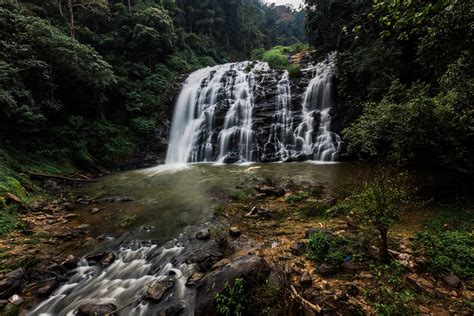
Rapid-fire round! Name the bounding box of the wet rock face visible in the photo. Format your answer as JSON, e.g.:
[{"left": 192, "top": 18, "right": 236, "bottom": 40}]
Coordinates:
[
  {"left": 166, "top": 58, "right": 343, "bottom": 164},
  {"left": 77, "top": 303, "right": 117, "bottom": 316},
  {"left": 0, "top": 268, "right": 24, "bottom": 299},
  {"left": 194, "top": 255, "right": 270, "bottom": 315}
]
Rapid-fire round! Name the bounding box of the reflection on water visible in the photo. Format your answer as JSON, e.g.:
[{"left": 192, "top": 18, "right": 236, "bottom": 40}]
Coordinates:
[{"left": 76, "top": 162, "right": 367, "bottom": 243}]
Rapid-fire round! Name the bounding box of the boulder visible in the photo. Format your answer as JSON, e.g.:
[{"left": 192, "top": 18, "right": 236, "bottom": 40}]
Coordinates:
[
  {"left": 100, "top": 253, "right": 116, "bottom": 267},
  {"left": 229, "top": 227, "right": 241, "bottom": 237},
  {"left": 196, "top": 228, "right": 211, "bottom": 240},
  {"left": 290, "top": 241, "right": 306, "bottom": 256},
  {"left": 317, "top": 263, "right": 335, "bottom": 276},
  {"left": 77, "top": 303, "right": 117, "bottom": 316},
  {"left": 62, "top": 255, "right": 78, "bottom": 270},
  {"left": 36, "top": 279, "right": 60, "bottom": 297},
  {"left": 0, "top": 268, "right": 24, "bottom": 299},
  {"left": 254, "top": 185, "right": 285, "bottom": 197},
  {"left": 443, "top": 272, "right": 461, "bottom": 288},
  {"left": 300, "top": 272, "right": 312, "bottom": 286},
  {"left": 90, "top": 208, "right": 101, "bottom": 214},
  {"left": 143, "top": 280, "right": 174, "bottom": 302},
  {"left": 195, "top": 255, "right": 270, "bottom": 315}
]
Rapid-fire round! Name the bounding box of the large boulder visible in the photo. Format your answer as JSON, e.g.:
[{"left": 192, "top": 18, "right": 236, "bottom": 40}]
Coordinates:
[
  {"left": 195, "top": 255, "right": 270, "bottom": 315},
  {"left": 0, "top": 268, "right": 24, "bottom": 299},
  {"left": 77, "top": 303, "right": 117, "bottom": 316}
]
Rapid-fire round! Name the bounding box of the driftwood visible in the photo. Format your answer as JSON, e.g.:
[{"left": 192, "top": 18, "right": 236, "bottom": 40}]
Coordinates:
[
  {"left": 290, "top": 285, "right": 322, "bottom": 314},
  {"left": 25, "top": 171, "right": 98, "bottom": 182}
]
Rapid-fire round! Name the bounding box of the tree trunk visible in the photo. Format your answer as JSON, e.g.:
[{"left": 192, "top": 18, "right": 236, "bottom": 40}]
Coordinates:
[
  {"left": 127, "top": 0, "right": 131, "bottom": 12},
  {"left": 378, "top": 227, "right": 391, "bottom": 263},
  {"left": 67, "top": 0, "right": 75, "bottom": 39}
]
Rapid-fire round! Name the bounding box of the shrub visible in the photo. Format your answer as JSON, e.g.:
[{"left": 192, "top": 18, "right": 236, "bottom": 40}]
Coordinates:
[
  {"left": 307, "top": 230, "right": 345, "bottom": 265},
  {"left": 297, "top": 202, "right": 328, "bottom": 218},
  {"left": 262, "top": 47, "right": 290, "bottom": 70},
  {"left": 285, "top": 192, "right": 308, "bottom": 204},
  {"left": 229, "top": 190, "right": 252, "bottom": 202},
  {"left": 367, "top": 261, "right": 415, "bottom": 314},
  {"left": 0, "top": 208, "right": 18, "bottom": 237},
  {"left": 287, "top": 64, "right": 301, "bottom": 78},
  {"left": 215, "top": 278, "right": 247, "bottom": 316},
  {"left": 413, "top": 230, "right": 473, "bottom": 279}
]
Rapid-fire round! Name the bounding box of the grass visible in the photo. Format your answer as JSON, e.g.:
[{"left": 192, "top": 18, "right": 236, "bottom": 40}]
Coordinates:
[
  {"left": 297, "top": 202, "right": 329, "bottom": 218},
  {"left": 0, "top": 208, "right": 18, "bottom": 237},
  {"left": 119, "top": 214, "right": 138, "bottom": 228},
  {"left": 285, "top": 192, "right": 308, "bottom": 204},
  {"left": 229, "top": 189, "right": 253, "bottom": 202}
]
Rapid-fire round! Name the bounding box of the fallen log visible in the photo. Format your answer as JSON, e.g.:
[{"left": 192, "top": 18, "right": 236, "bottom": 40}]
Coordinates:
[{"left": 25, "top": 171, "right": 98, "bottom": 182}]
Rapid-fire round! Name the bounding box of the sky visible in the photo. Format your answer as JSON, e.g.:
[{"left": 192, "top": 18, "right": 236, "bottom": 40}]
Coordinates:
[{"left": 266, "top": 0, "right": 303, "bottom": 8}]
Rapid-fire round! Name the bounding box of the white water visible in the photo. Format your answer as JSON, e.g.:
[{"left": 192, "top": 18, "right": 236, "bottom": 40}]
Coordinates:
[
  {"left": 264, "top": 70, "right": 294, "bottom": 160},
  {"left": 29, "top": 240, "right": 195, "bottom": 315},
  {"left": 166, "top": 55, "right": 342, "bottom": 164},
  {"left": 294, "top": 54, "right": 343, "bottom": 161}
]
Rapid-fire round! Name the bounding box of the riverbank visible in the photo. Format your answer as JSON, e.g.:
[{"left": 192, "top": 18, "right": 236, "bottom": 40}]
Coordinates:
[
  {"left": 0, "top": 163, "right": 472, "bottom": 315},
  {"left": 212, "top": 182, "right": 473, "bottom": 314}
]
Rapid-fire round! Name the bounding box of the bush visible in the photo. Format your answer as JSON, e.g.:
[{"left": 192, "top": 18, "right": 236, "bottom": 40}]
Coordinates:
[
  {"left": 287, "top": 64, "right": 301, "bottom": 78},
  {"left": 413, "top": 230, "right": 474, "bottom": 279},
  {"left": 229, "top": 190, "right": 252, "bottom": 202},
  {"left": 307, "top": 230, "right": 345, "bottom": 265},
  {"left": 215, "top": 278, "right": 247, "bottom": 316},
  {"left": 262, "top": 47, "right": 290, "bottom": 70},
  {"left": 251, "top": 48, "right": 265, "bottom": 61}
]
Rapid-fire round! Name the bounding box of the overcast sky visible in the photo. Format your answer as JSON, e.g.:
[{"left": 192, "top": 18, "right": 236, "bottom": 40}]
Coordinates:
[{"left": 266, "top": 0, "right": 303, "bottom": 8}]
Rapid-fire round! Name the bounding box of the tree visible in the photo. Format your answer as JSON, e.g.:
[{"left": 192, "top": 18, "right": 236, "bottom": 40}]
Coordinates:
[
  {"left": 53, "top": 0, "right": 109, "bottom": 38},
  {"left": 350, "top": 171, "right": 410, "bottom": 262}
]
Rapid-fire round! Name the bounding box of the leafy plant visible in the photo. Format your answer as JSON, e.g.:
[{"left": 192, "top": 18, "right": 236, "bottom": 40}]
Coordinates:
[
  {"left": 413, "top": 230, "right": 473, "bottom": 279},
  {"left": 119, "top": 214, "right": 138, "bottom": 228},
  {"left": 307, "top": 230, "right": 345, "bottom": 265},
  {"left": 349, "top": 170, "right": 411, "bottom": 262},
  {"left": 367, "top": 261, "right": 416, "bottom": 314},
  {"left": 229, "top": 190, "right": 252, "bottom": 202},
  {"left": 285, "top": 192, "right": 308, "bottom": 204},
  {"left": 215, "top": 278, "right": 247, "bottom": 316}
]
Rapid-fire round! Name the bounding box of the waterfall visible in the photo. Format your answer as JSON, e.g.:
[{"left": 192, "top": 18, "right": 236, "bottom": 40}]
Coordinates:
[
  {"left": 166, "top": 55, "right": 342, "bottom": 164},
  {"left": 294, "top": 54, "right": 343, "bottom": 161}
]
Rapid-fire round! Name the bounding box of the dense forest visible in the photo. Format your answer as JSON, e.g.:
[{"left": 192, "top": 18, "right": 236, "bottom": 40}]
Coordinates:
[
  {"left": 305, "top": 0, "right": 473, "bottom": 176},
  {"left": 0, "top": 1, "right": 473, "bottom": 315},
  {"left": 0, "top": 0, "right": 304, "bottom": 180}
]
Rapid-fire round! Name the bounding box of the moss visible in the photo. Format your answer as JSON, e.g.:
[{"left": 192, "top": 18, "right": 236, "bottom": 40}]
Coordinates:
[{"left": 0, "top": 207, "right": 18, "bottom": 237}]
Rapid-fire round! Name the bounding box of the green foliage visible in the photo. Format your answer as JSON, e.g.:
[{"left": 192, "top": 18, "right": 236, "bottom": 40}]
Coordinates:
[
  {"left": 0, "top": 207, "right": 19, "bottom": 237},
  {"left": 414, "top": 231, "right": 473, "bottom": 279},
  {"left": 262, "top": 47, "right": 291, "bottom": 70},
  {"left": 119, "top": 214, "right": 138, "bottom": 228},
  {"left": 287, "top": 64, "right": 301, "bottom": 78},
  {"left": 0, "top": 0, "right": 306, "bottom": 171},
  {"left": 413, "top": 211, "right": 474, "bottom": 280},
  {"left": 229, "top": 190, "right": 252, "bottom": 202},
  {"left": 347, "top": 170, "right": 411, "bottom": 261},
  {"left": 307, "top": 230, "right": 345, "bottom": 265},
  {"left": 297, "top": 202, "right": 328, "bottom": 218},
  {"left": 285, "top": 192, "right": 308, "bottom": 204},
  {"left": 304, "top": 0, "right": 472, "bottom": 174},
  {"left": 215, "top": 278, "right": 247, "bottom": 316},
  {"left": 367, "top": 261, "right": 416, "bottom": 314}
]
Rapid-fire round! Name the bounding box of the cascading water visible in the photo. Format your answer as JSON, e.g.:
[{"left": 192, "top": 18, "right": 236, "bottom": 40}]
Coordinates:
[
  {"left": 264, "top": 70, "right": 294, "bottom": 161},
  {"left": 29, "top": 230, "right": 201, "bottom": 316},
  {"left": 166, "top": 54, "right": 342, "bottom": 164},
  {"left": 294, "top": 54, "right": 343, "bottom": 161}
]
